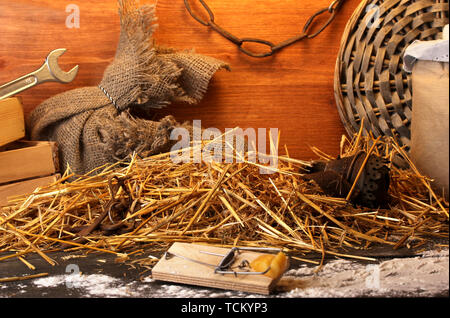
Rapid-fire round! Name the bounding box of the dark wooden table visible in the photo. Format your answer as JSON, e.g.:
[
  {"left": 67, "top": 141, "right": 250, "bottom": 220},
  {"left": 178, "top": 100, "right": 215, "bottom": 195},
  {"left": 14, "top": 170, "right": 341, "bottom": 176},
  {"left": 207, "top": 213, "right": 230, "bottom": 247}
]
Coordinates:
[{"left": 0, "top": 242, "right": 447, "bottom": 298}]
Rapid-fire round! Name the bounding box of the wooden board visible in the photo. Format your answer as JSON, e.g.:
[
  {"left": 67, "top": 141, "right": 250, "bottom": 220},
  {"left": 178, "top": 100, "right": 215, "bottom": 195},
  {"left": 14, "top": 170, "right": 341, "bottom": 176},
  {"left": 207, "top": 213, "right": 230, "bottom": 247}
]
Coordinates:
[
  {"left": 0, "top": 141, "right": 59, "bottom": 184},
  {"left": 0, "top": 0, "right": 360, "bottom": 161},
  {"left": 152, "top": 242, "right": 286, "bottom": 295},
  {"left": 0, "top": 174, "right": 60, "bottom": 206},
  {"left": 0, "top": 98, "right": 25, "bottom": 147}
]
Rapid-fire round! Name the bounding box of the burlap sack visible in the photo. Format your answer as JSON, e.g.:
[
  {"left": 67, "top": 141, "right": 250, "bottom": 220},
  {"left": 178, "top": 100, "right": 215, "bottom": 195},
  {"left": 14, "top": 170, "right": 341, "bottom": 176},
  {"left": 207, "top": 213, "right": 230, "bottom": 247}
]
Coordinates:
[
  {"left": 410, "top": 60, "right": 449, "bottom": 199},
  {"left": 28, "top": 0, "right": 228, "bottom": 175}
]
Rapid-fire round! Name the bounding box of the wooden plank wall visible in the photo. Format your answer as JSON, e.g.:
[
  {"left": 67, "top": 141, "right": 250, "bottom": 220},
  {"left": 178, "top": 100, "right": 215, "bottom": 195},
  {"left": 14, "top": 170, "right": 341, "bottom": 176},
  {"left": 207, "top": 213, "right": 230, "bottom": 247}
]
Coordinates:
[{"left": 0, "top": 0, "right": 361, "bottom": 161}]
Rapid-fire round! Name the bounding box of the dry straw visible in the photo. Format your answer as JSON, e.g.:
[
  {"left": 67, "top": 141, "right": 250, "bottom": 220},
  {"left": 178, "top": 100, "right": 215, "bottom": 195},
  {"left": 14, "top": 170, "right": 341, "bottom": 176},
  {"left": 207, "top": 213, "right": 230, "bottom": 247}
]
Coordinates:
[{"left": 0, "top": 129, "right": 448, "bottom": 269}]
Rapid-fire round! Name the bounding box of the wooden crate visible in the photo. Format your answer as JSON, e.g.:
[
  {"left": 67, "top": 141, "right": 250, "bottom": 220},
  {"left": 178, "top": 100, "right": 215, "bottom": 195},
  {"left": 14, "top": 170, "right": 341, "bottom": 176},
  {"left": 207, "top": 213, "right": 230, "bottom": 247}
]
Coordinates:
[
  {"left": 0, "top": 140, "right": 60, "bottom": 206},
  {"left": 0, "top": 140, "right": 59, "bottom": 184},
  {"left": 0, "top": 97, "right": 25, "bottom": 147},
  {"left": 0, "top": 174, "right": 60, "bottom": 206}
]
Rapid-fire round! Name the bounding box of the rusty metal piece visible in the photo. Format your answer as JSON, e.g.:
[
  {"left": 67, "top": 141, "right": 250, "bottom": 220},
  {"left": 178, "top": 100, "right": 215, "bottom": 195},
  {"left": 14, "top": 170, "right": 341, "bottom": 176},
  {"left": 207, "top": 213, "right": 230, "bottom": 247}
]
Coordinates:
[
  {"left": 61, "top": 176, "right": 132, "bottom": 248},
  {"left": 303, "top": 151, "right": 390, "bottom": 208},
  {"left": 183, "top": 0, "right": 346, "bottom": 58}
]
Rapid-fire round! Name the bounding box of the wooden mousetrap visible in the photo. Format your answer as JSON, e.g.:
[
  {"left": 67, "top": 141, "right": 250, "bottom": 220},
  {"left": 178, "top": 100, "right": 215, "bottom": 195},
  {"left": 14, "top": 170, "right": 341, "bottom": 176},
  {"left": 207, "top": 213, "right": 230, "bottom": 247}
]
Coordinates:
[{"left": 152, "top": 242, "right": 289, "bottom": 295}]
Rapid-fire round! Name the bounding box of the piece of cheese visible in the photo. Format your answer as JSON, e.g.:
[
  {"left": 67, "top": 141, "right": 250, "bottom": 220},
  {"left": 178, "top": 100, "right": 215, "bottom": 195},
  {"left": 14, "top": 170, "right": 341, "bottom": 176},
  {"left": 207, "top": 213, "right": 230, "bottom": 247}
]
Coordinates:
[{"left": 250, "top": 251, "right": 289, "bottom": 280}]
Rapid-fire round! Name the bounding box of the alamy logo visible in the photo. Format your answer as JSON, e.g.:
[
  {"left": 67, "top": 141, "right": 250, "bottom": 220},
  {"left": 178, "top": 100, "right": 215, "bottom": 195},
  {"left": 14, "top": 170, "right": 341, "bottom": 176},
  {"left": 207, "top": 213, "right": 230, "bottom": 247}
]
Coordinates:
[
  {"left": 365, "top": 4, "right": 381, "bottom": 29},
  {"left": 65, "top": 264, "right": 80, "bottom": 288},
  {"left": 170, "top": 120, "right": 279, "bottom": 174},
  {"left": 66, "top": 4, "right": 80, "bottom": 29},
  {"left": 365, "top": 264, "right": 381, "bottom": 289}
]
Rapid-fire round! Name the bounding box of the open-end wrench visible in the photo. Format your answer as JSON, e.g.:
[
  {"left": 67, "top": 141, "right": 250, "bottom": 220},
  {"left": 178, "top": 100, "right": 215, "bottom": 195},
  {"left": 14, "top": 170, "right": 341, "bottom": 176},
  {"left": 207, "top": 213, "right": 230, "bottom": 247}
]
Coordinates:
[{"left": 0, "top": 48, "right": 79, "bottom": 101}]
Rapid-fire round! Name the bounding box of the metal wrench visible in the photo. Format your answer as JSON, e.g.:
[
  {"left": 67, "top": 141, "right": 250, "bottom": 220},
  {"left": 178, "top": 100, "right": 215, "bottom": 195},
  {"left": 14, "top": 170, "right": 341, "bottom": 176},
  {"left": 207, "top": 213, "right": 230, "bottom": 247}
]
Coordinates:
[{"left": 0, "top": 48, "right": 79, "bottom": 101}]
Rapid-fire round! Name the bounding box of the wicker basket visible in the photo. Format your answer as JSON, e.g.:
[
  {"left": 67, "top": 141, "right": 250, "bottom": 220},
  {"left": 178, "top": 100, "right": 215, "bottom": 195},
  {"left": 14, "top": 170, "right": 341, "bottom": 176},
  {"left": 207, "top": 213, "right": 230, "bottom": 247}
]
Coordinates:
[{"left": 334, "top": 0, "right": 449, "bottom": 148}]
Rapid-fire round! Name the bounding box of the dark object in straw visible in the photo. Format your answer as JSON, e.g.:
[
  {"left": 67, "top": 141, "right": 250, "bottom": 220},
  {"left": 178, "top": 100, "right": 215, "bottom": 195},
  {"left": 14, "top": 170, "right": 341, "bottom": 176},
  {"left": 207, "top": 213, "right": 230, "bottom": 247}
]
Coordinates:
[
  {"left": 334, "top": 0, "right": 449, "bottom": 148},
  {"left": 27, "top": 0, "right": 228, "bottom": 176},
  {"left": 304, "top": 151, "right": 390, "bottom": 208}
]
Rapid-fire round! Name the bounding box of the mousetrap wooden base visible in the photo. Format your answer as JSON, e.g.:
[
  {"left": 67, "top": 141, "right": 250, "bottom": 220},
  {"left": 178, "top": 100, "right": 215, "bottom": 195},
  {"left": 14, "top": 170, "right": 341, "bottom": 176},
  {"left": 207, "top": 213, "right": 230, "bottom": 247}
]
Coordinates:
[{"left": 152, "top": 242, "right": 287, "bottom": 295}]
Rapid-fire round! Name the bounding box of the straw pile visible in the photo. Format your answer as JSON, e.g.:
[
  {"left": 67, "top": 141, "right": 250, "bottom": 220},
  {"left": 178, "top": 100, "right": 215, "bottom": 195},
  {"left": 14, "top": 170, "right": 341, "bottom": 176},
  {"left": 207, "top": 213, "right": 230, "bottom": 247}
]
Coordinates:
[{"left": 0, "top": 129, "right": 448, "bottom": 269}]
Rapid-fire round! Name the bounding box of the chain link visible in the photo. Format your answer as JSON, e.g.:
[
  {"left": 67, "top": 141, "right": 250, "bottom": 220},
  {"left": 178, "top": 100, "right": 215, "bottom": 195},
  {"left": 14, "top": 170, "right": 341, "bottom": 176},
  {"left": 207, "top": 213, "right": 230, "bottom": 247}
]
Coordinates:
[{"left": 184, "top": 0, "right": 346, "bottom": 58}]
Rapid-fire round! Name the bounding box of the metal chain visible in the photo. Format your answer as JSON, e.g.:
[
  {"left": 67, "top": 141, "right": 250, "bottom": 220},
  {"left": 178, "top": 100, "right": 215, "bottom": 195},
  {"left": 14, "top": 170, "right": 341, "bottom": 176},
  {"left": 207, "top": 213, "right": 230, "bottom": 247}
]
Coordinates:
[{"left": 184, "top": 0, "right": 346, "bottom": 58}]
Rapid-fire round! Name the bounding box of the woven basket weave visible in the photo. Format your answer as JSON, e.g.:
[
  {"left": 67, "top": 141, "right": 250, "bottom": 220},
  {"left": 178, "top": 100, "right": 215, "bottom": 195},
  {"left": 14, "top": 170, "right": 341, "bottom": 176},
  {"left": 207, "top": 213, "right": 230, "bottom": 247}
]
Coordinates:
[{"left": 334, "top": 0, "right": 449, "bottom": 147}]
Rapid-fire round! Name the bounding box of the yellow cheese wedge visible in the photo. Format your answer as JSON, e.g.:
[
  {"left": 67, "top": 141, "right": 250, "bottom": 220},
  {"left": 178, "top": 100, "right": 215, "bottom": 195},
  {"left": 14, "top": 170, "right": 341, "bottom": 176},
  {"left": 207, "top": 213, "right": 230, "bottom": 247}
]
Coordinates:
[{"left": 250, "top": 252, "right": 289, "bottom": 280}]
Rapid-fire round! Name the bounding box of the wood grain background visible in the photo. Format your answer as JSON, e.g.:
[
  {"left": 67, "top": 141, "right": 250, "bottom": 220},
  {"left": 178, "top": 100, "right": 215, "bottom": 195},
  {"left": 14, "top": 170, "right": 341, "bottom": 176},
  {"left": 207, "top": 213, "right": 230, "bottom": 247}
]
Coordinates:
[{"left": 0, "top": 0, "right": 360, "bottom": 160}]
